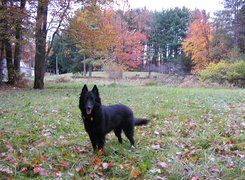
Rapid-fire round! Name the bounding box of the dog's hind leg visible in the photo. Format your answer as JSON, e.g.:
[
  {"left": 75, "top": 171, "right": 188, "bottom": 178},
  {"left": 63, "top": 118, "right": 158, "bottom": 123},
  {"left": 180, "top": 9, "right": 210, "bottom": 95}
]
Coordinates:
[
  {"left": 114, "top": 128, "right": 123, "bottom": 144},
  {"left": 123, "top": 126, "right": 135, "bottom": 146}
]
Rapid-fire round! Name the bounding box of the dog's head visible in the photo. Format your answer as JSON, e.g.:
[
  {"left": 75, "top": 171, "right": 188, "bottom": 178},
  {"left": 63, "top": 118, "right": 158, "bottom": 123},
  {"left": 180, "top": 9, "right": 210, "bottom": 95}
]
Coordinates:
[{"left": 79, "top": 84, "right": 101, "bottom": 117}]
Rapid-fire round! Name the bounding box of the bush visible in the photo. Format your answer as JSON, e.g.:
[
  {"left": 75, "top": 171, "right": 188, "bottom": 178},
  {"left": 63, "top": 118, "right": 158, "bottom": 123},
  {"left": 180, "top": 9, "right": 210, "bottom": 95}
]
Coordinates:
[
  {"left": 16, "top": 78, "right": 31, "bottom": 88},
  {"left": 103, "top": 61, "right": 125, "bottom": 80},
  {"left": 55, "top": 76, "right": 72, "bottom": 83},
  {"left": 200, "top": 61, "right": 245, "bottom": 87}
]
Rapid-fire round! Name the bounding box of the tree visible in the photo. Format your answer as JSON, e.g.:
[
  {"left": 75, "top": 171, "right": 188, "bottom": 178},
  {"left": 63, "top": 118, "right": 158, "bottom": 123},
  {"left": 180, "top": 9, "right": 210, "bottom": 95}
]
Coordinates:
[
  {"left": 0, "top": 0, "right": 27, "bottom": 84},
  {"left": 69, "top": 6, "right": 119, "bottom": 77},
  {"left": 0, "top": 0, "right": 14, "bottom": 84},
  {"left": 14, "top": 0, "right": 27, "bottom": 81},
  {"left": 222, "top": 0, "right": 243, "bottom": 47},
  {"left": 210, "top": 28, "right": 233, "bottom": 62},
  {"left": 115, "top": 8, "right": 150, "bottom": 69},
  {"left": 237, "top": 4, "right": 245, "bottom": 53},
  {"left": 182, "top": 10, "right": 213, "bottom": 73},
  {"left": 213, "top": 0, "right": 244, "bottom": 51},
  {"left": 47, "top": 33, "right": 83, "bottom": 74},
  {"left": 34, "top": 0, "right": 116, "bottom": 88},
  {"left": 34, "top": 0, "right": 74, "bottom": 89},
  {"left": 34, "top": 0, "right": 49, "bottom": 89},
  {"left": 148, "top": 7, "right": 191, "bottom": 71}
]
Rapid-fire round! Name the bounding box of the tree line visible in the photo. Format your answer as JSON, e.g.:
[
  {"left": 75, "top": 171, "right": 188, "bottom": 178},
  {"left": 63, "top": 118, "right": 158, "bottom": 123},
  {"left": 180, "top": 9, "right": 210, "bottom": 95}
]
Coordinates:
[
  {"left": 0, "top": 0, "right": 244, "bottom": 89},
  {"left": 48, "top": 0, "right": 245, "bottom": 77},
  {"left": 0, "top": 0, "right": 114, "bottom": 89}
]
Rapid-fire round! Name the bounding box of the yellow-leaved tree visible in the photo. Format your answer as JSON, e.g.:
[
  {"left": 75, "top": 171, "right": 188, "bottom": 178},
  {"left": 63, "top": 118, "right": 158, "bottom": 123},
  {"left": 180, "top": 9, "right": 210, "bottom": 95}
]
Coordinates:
[
  {"left": 182, "top": 10, "right": 213, "bottom": 73},
  {"left": 69, "top": 4, "right": 119, "bottom": 76}
]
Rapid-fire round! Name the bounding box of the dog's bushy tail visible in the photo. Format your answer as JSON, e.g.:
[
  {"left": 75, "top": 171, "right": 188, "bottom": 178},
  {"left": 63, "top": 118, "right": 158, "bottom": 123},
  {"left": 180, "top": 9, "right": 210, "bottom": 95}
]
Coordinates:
[{"left": 134, "top": 118, "right": 150, "bottom": 126}]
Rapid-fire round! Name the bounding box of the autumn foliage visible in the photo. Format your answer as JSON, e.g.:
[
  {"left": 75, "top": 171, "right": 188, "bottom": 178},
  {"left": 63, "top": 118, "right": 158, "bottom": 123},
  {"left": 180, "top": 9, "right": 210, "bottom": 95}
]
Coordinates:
[
  {"left": 69, "top": 6, "right": 148, "bottom": 69},
  {"left": 115, "top": 17, "right": 147, "bottom": 69},
  {"left": 182, "top": 10, "right": 213, "bottom": 73},
  {"left": 70, "top": 6, "right": 119, "bottom": 58}
]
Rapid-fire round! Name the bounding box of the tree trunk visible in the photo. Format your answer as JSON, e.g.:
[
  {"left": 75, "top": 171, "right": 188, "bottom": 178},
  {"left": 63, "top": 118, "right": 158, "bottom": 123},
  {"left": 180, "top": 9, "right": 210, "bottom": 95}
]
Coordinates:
[
  {"left": 0, "top": 2, "right": 3, "bottom": 84},
  {"left": 83, "top": 53, "right": 86, "bottom": 77},
  {"left": 1, "top": 0, "right": 14, "bottom": 84},
  {"left": 14, "top": 0, "right": 26, "bottom": 81},
  {"left": 0, "top": 42, "right": 3, "bottom": 83},
  {"left": 34, "top": 0, "right": 48, "bottom": 89},
  {"left": 89, "top": 63, "right": 92, "bottom": 78},
  {"left": 5, "top": 39, "right": 15, "bottom": 84}
]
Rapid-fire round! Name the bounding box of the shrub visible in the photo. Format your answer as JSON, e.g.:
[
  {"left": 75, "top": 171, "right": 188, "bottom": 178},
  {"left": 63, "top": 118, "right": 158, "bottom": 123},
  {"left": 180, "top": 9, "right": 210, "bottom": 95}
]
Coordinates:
[
  {"left": 200, "top": 61, "right": 245, "bottom": 87},
  {"left": 103, "top": 61, "right": 125, "bottom": 80},
  {"left": 55, "top": 76, "right": 72, "bottom": 83},
  {"left": 16, "top": 78, "right": 31, "bottom": 88}
]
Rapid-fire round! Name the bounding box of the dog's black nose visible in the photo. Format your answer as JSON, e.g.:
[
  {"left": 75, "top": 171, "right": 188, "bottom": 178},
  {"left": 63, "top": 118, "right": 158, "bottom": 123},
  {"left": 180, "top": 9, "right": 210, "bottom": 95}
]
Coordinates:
[{"left": 86, "top": 107, "right": 92, "bottom": 115}]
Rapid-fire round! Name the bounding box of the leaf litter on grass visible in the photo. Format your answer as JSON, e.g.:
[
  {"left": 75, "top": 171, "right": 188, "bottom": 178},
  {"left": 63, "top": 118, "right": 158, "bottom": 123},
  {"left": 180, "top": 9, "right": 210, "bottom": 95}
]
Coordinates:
[{"left": 0, "top": 84, "right": 244, "bottom": 178}]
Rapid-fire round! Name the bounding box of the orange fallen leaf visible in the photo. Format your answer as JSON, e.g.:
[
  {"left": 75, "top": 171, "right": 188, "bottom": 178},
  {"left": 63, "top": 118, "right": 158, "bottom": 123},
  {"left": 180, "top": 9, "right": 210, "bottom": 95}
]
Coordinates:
[
  {"left": 76, "top": 167, "right": 85, "bottom": 176},
  {"left": 130, "top": 167, "right": 142, "bottom": 178},
  {"left": 94, "top": 157, "right": 102, "bottom": 165}
]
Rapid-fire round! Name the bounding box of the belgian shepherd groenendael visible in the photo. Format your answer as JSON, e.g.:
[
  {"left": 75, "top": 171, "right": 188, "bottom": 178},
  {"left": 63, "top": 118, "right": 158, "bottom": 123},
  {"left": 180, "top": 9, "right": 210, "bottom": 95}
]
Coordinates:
[{"left": 79, "top": 84, "right": 150, "bottom": 151}]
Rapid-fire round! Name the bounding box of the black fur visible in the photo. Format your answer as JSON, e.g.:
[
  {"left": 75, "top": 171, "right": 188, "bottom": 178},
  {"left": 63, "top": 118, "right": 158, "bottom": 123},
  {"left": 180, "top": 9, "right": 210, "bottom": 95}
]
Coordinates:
[{"left": 79, "top": 84, "right": 150, "bottom": 151}]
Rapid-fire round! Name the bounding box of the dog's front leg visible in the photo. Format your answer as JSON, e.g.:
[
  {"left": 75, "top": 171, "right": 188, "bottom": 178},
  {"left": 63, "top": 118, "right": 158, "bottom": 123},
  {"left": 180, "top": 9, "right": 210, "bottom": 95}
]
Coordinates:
[
  {"left": 97, "top": 135, "right": 105, "bottom": 150},
  {"left": 88, "top": 133, "right": 98, "bottom": 151}
]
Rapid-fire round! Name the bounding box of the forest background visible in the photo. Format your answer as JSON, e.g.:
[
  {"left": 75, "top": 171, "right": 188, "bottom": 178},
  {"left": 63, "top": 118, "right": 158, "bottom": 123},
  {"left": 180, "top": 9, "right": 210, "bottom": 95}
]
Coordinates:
[{"left": 0, "top": 0, "right": 244, "bottom": 89}]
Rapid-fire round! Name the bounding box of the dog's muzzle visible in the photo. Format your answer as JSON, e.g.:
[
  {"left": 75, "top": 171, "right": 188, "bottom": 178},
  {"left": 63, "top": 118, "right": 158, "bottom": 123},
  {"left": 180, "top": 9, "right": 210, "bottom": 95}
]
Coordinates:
[{"left": 86, "top": 107, "right": 92, "bottom": 115}]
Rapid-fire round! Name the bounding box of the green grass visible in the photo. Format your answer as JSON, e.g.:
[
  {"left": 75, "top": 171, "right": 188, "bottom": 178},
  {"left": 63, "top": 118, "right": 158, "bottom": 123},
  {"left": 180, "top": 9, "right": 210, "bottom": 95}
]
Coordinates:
[{"left": 0, "top": 79, "right": 244, "bottom": 179}]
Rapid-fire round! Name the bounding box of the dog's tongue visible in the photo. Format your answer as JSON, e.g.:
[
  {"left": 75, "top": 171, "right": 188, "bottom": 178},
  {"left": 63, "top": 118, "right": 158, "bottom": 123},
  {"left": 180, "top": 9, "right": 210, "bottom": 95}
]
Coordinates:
[{"left": 86, "top": 108, "right": 92, "bottom": 115}]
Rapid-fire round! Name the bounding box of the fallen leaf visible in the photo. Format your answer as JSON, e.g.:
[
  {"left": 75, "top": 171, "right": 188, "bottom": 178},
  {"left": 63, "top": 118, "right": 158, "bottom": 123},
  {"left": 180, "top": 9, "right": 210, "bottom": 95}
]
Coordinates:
[
  {"left": 3, "top": 121, "right": 11, "bottom": 125},
  {"left": 6, "top": 144, "right": 13, "bottom": 150},
  {"left": 191, "top": 176, "right": 199, "bottom": 180},
  {"left": 158, "top": 161, "right": 169, "bottom": 169},
  {"left": 149, "top": 167, "right": 161, "bottom": 174},
  {"left": 89, "top": 172, "right": 95, "bottom": 178},
  {"left": 130, "top": 167, "right": 139, "bottom": 178},
  {"left": 151, "top": 144, "right": 161, "bottom": 150},
  {"left": 59, "top": 161, "right": 70, "bottom": 169},
  {"left": 94, "top": 157, "right": 101, "bottom": 166},
  {"left": 38, "top": 155, "right": 48, "bottom": 163},
  {"left": 154, "top": 131, "right": 160, "bottom": 136},
  {"left": 241, "top": 122, "right": 245, "bottom": 128},
  {"left": 76, "top": 167, "right": 85, "bottom": 176},
  {"left": 33, "top": 165, "right": 48, "bottom": 176},
  {"left": 0, "top": 164, "right": 13, "bottom": 175},
  {"left": 74, "top": 147, "right": 85, "bottom": 154},
  {"left": 98, "top": 149, "right": 105, "bottom": 156},
  {"left": 188, "top": 120, "right": 197, "bottom": 129},
  {"left": 208, "top": 166, "right": 219, "bottom": 173}
]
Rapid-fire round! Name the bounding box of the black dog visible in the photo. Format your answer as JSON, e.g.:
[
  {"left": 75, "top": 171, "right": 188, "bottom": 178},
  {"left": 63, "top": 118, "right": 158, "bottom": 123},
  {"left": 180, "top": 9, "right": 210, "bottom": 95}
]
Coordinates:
[{"left": 79, "top": 84, "right": 150, "bottom": 151}]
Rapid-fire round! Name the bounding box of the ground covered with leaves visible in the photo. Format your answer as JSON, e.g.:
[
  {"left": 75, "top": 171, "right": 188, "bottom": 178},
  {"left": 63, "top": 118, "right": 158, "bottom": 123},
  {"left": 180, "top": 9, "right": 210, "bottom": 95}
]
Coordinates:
[{"left": 0, "top": 80, "right": 244, "bottom": 179}]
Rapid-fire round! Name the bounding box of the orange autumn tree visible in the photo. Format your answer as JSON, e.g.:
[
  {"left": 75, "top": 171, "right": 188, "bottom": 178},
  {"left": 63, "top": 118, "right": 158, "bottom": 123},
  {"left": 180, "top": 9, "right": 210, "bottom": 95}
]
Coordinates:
[
  {"left": 69, "top": 5, "right": 119, "bottom": 63},
  {"left": 182, "top": 10, "right": 213, "bottom": 73}
]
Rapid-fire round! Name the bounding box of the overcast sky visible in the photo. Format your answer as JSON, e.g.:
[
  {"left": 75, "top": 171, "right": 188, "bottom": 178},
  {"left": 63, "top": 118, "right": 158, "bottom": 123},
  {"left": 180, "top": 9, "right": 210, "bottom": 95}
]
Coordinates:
[{"left": 126, "top": 0, "right": 224, "bottom": 14}]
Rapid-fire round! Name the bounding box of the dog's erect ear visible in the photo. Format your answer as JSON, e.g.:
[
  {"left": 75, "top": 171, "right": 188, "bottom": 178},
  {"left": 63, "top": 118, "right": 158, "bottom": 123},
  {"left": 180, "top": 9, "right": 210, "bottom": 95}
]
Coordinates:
[
  {"left": 92, "top": 85, "right": 101, "bottom": 104},
  {"left": 81, "top": 84, "right": 88, "bottom": 94},
  {"left": 92, "top": 85, "right": 99, "bottom": 96}
]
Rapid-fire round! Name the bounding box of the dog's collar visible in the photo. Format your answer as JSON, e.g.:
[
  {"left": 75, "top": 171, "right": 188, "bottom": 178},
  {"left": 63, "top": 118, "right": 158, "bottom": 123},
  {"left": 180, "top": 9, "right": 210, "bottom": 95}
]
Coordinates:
[{"left": 83, "top": 115, "right": 93, "bottom": 121}]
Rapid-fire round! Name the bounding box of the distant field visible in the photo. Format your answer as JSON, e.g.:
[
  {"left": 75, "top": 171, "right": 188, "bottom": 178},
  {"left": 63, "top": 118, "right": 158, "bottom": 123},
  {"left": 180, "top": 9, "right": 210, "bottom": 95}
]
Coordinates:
[
  {"left": 0, "top": 79, "right": 244, "bottom": 179},
  {"left": 44, "top": 71, "right": 159, "bottom": 81}
]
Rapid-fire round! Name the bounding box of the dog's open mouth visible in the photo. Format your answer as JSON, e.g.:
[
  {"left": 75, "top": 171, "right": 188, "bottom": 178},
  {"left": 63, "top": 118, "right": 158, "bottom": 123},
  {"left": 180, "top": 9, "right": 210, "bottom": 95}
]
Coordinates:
[{"left": 86, "top": 108, "right": 92, "bottom": 115}]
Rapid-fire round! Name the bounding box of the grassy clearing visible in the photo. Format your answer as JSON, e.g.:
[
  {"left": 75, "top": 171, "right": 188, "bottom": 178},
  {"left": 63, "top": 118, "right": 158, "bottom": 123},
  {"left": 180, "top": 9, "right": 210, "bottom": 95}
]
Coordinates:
[{"left": 0, "top": 79, "right": 244, "bottom": 179}]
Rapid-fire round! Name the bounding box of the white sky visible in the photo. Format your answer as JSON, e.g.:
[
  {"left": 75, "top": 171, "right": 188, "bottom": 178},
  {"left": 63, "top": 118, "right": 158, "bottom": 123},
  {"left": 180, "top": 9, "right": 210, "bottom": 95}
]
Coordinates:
[{"left": 127, "top": 0, "right": 224, "bottom": 14}]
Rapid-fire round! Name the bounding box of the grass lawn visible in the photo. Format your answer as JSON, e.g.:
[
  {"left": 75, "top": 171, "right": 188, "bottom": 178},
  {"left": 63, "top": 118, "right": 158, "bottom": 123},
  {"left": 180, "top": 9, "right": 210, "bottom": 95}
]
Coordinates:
[{"left": 0, "top": 78, "right": 244, "bottom": 179}]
